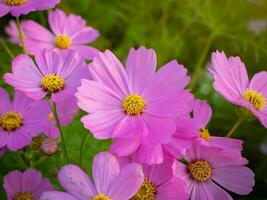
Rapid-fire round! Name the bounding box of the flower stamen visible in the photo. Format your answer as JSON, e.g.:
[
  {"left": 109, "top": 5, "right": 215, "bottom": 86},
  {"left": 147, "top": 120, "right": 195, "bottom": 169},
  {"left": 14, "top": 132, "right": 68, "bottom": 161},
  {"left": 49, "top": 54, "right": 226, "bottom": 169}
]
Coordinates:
[
  {"left": 199, "top": 128, "right": 211, "bottom": 141},
  {"left": 14, "top": 192, "right": 33, "bottom": 200},
  {"left": 188, "top": 160, "right": 212, "bottom": 182},
  {"left": 4, "top": 0, "right": 26, "bottom": 6},
  {"left": 92, "top": 193, "right": 112, "bottom": 200},
  {"left": 0, "top": 111, "right": 23, "bottom": 132},
  {"left": 41, "top": 74, "right": 65, "bottom": 93},
  {"left": 131, "top": 178, "right": 156, "bottom": 200},
  {"left": 55, "top": 35, "right": 71, "bottom": 49},
  {"left": 243, "top": 89, "right": 266, "bottom": 111},
  {"left": 122, "top": 95, "right": 146, "bottom": 116}
]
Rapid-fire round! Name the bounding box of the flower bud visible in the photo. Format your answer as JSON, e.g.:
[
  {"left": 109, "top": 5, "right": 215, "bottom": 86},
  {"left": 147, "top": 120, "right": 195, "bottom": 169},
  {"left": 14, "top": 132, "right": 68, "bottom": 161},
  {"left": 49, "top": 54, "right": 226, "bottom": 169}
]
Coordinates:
[{"left": 41, "top": 138, "right": 58, "bottom": 155}]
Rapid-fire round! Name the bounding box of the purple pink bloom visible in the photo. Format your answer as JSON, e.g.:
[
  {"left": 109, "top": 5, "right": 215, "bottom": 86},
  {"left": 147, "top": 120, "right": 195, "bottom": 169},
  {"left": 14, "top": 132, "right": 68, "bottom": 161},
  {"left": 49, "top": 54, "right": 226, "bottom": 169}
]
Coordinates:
[
  {"left": 0, "top": 88, "right": 49, "bottom": 151},
  {"left": 40, "top": 152, "right": 144, "bottom": 200},
  {"left": 174, "top": 142, "right": 255, "bottom": 200},
  {"left": 4, "top": 168, "right": 54, "bottom": 200},
  {"left": 4, "top": 49, "right": 89, "bottom": 102},
  {"left": 76, "top": 46, "right": 193, "bottom": 164},
  {"left": 43, "top": 97, "right": 78, "bottom": 138},
  {"left": 209, "top": 51, "right": 267, "bottom": 127},
  {"left": 0, "top": 0, "right": 60, "bottom": 17},
  {"left": 22, "top": 9, "right": 99, "bottom": 60}
]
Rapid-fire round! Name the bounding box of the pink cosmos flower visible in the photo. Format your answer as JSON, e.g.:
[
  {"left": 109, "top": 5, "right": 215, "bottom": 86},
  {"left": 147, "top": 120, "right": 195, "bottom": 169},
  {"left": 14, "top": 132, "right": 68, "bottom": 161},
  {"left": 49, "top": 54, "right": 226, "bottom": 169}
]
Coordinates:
[
  {"left": 5, "top": 19, "right": 23, "bottom": 45},
  {"left": 191, "top": 99, "right": 243, "bottom": 151},
  {"left": 0, "top": 0, "right": 60, "bottom": 17},
  {"left": 209, "top": 51, "right": 267, "bottom": 127},
  {"left": 76, "top": 46, "right": 193, "bottom": 164},
  {"left": 4, "top": 168, "right": 54, "bottom": 200},
  {"left": 40, "top": 152, "right": 144, "bottom": 200},
  {"left": 174, "top": 142, "right": 255, "bottom": 200},
  {"left": 22, "top": 9, "right": 100, "bottom": 60},
  {"left": 4, "top": 49, "right": 89, "bottom": 102},
  {"left": 44, "top": 97, "right": 78, "bottom": 138},
  {"left": 0, "top": 88, "right": 49, "bottom": 151},
  {"left": 119, "top": 156, "right": 189, "bottom": 200}
]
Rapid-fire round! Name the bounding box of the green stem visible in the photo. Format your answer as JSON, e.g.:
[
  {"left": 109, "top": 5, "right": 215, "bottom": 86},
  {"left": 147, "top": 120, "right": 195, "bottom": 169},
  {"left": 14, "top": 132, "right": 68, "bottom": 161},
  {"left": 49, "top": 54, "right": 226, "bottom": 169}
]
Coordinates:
[
  {"left": 79, "top": 133, "right": 88, "bottom": 167},
  {"left": 226, "top": 118, "right": 243, "bottom": 138},
  {"left": 50, "top": 102, "right": 69, "bottom": 163},
  {"left": 189, "top": 33, "right": 216, "bottom": 90},
  {"left": 16, "top": 17, "right": 28, "bottom": 55},
  {"left": 18, "top": 151, "right": 28, "bottom": 169},
  {"left": 0, "top": 38, "right": 15, "bottom": 58}
]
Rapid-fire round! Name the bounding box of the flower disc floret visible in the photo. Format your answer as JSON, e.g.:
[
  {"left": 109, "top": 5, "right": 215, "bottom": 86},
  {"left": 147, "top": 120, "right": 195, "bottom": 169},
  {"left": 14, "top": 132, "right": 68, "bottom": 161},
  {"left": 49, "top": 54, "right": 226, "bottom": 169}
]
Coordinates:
[
  {"left": 199, "top": 128, "right": 211, "bottom": 141},
  {"left": 131, "top": 178, "right": 156, "bottom": 200},
  {"left": 92, "top": 193, "right": 111, "bottom": 200},
  {"left": 14, "top": 192, "right": 33, "bottom": 200},
  {"left": 4, "top": 0, "right": 26, "bottom": 6},
  {"left": 41, "top": 74, "right": 65, "bottom": 93},
  {"left": 55, "top": 35, "right": 72, "bottom": 49},
  {"left": 188, "top": 160, "right": 212, "bottom": 182},
  {"left": 0, "top": 111, "right": 23, "bottom": 132},
  {"left": 122, "top": 94, "right": 146, "bottom": 116},
  {"left": 243, "top": 89, "right": 266, "bottom": 111}
]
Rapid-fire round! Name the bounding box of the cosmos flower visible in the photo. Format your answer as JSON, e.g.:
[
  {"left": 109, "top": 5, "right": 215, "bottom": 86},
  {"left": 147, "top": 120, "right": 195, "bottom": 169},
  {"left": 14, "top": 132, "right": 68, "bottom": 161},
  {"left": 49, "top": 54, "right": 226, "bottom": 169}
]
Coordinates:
[
  {"left": 76, "top": 46, "right": 193, "bottom": 164},
  {"left": 4, "top": 49, "right": 89, "bottom": 102},
  {"left": 40, "top": 152, "right": 144, "bottom": 200},
  {"left": 21, "top": 9, "right": 99, "bottom": 60},
  {"left": 5, "top": 19, "right": 24, "bottom": 45},
  {"left": 3, "top": 168, "right": 54, "bottom": 200},
  {"left": 0, "top": 0, "right": 60, "bottom": 17},
  {"left": 120, "top": 156, "right": 188, "bottom": 200},
  {"left": 174, "top": 142, "right": 255, "bottom": 200},
  {"left": 209, "top": 51, "right": 267, "bottom": 127},
  {"left": 44, "top": 97, "right": 78, "bottom": 138},
  {"left": 0, "top": 88, "right": 49, "bottom": 151},
  {"left": 191, "top": 99, "right": 243, "bottom": 151}
]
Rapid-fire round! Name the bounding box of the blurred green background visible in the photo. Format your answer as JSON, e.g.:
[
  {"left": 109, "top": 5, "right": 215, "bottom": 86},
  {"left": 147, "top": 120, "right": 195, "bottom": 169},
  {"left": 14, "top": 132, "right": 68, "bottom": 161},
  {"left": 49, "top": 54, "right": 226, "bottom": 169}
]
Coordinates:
[{"left": 0, "top": 0, "right": 267, "bottom": 199}]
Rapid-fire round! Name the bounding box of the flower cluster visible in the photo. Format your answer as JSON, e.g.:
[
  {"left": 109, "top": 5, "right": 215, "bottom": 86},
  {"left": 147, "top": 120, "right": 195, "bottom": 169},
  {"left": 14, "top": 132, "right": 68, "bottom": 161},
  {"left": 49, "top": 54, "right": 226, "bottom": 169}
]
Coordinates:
[{"left": 0, "top": 1, "right": 265, "bottom": 200}]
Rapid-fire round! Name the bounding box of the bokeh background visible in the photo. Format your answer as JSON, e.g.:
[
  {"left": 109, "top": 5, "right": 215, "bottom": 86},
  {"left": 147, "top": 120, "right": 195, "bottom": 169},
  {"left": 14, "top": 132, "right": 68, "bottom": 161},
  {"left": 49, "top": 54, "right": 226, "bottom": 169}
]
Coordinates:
[{"left": 0, "top": 0, "right": 267, "bottom": 199}]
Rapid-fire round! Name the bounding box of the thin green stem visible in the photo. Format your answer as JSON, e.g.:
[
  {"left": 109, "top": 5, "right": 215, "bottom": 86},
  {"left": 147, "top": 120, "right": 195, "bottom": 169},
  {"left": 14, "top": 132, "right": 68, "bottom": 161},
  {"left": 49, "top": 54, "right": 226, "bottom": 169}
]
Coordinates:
[
  {"left": 18, "top": 151, "right": 28, "bottom": 169},
  {"left": 0, "top": 38, "right": 15, "bottom": 58},
  {"left": 226, "top": 118, "right": 243, "bottom": 138},
  {"left": 189, "top": 33, "right": 216, "bottom": 90},
  {"left": 79, "top": 133, "right": 88, "bottom": 167},
  {"left": 50, "top": 102, "right": 69, "bottom": 163},
  {"left": 16, "top": 17, "right": 28, "bottom": 55}
]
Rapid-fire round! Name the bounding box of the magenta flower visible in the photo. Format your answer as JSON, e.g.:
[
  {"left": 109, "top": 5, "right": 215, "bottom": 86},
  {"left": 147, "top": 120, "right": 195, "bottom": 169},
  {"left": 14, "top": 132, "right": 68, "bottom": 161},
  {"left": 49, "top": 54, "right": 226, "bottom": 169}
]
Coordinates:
[
  {"left": 40, "top": 152, "right": 144, "bottom": 200},
  {"left": 0, "top": 88, "right": 49, "bottom": 151},
  {"left": 3, "top": 168, "right": 54, "bottom": 200},
  {"left": 174, "top": 142, "right": 255, "bottom": 200},
  {"left": 44, "top": 97, "right": 78, "bottom": 138},
  {"left": 0, "top": 0, "right": 60, "bottom": 17},
  {"left": 191, "top": 99, "right": 243, "bottom": 151},
  {"left": 76, "top": 46, "right": 193, "bottom": 164},
  {"left": 121, "top": 156, "right": 188, "bottom": 200},
  {"left": 4, "top": 49, "right": 89, "bottom": 102},
  {"left": 22, "top": 9, "right": 100, "bottom": 60},
  {"left": 209, "top": 51, "right": 267, "bottom": 127}
]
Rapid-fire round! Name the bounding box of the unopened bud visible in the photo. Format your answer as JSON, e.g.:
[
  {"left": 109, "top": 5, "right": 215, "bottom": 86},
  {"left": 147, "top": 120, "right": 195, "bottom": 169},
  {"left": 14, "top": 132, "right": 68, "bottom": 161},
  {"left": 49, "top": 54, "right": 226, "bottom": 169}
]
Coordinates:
[{"left": 41, "top": 138, "right": 58, "bottom": 155}]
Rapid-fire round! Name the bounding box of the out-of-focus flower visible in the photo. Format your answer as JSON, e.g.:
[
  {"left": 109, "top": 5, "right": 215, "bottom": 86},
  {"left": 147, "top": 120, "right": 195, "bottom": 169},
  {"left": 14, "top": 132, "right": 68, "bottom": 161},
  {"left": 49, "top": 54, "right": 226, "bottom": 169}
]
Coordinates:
[
  {"left": 209, "top": 51, "right": 267, "bottom": 127},
  {"left": 0, "top": 147, "right": 6, "bottom": 157},
  {"left": 40, "top": 152, "right": 144, "bottom": 200},
  {"left": 4, "top": 49, "right": 89, "bottom": 102},
  {"left": 260, "top": 137, "right": 267, "bottom": 155},
  {"left": 76, "top": 46, "right": 193, "bottom": 164},
  {"left": 174, "top": 142, "right": 255, "bottom": 200},
  {"left": 0, "top": 0, "right": 60, "bottom": 17},
  {"left": 44, "top": 97, "right": 78, "bottom": 138},
  {"left": 5, "top": 19, "right": 25, "bottom": 45},
  {"left": 0, "top": 88, "right": 49, "bottom": 151},
  {"left": 41, "top": 138, "right": 58, "bottom": 155},
  {"left": 4, "top": 168, "right": 54, "bottom": 200},
  {"left": 248, "top": 19, "right": 267, "bottom": 35},
  {"left": 192, "top": 99, "right": 243, "bottom": 151},
  {"left": 22, "top": 9, "right": 100, "bottom": 60}
]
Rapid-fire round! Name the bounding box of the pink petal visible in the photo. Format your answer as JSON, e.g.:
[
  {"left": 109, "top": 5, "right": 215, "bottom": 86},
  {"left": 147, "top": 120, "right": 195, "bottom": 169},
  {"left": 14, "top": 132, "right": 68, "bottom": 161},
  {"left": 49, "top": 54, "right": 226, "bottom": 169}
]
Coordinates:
[
  {"left": 32, "top": 179, "right": 54, "bottom": 198},
  {"left": 0, "top": 88, "right": 11, "bottom": 113},
  {"left": 110, "top": 138, "right": 141, "bottom": 157},
  {"left": 71, "top": 27, "right": 99, "bottom": 44},
  {"left": 58, "top": 164, "right": 96, "bottom": 199},
  {"left": 22, "top": 168, "right": 41, "bottom": 193},
  {"left": 0, "top": 4, "right": 11, "bottom": 17},
  {"left": 40, "top": 191, "right": 78, "bottom": 200},
  {"left": 193, "top": 100, "right": 212, "bottom": 127},
  {"left": 0, "top": 130, "right": 8, "bottom": 148},
  {"left": 210, "top": 136, "right": 243, "bottom": 152},
  {"left": 6, "top": 130, "right": 32, "bottom": 151},
  {"left": 107, "top": 163, "right": 144, "bottom": 200},
  {"left": 89, "top": 50, "right": 130, "bottom": 98},
  {"left": 48, "top": 9, "right": 67, "bottom": 35},
  {"left": 3, "top": 170, "right": 22, "bottom": 199},
  {"left": 125, "top": 47, "right": 156, "bottom": 94},
  {"left": 71, "top": 45, "right": 100, "bottom": 60},
  {"left": 212, "top": 166, "right": 255, "bottom": 195},
  {"left": 93, "top": 152, "right": 120, "bottom": 194},
  {"left": 249, "top": 71, "right": 267, "bottom": 95}
]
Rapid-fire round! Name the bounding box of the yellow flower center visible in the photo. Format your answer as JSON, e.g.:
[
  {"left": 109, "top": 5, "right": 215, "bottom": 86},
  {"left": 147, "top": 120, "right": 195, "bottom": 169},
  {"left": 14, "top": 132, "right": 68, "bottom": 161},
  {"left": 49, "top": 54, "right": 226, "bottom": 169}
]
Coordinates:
[
  {"left": 4, "top": 0, "right": 26, "bottom": 6},
  {"left": 92, "top": 193, "right": 111, "bottom": 200},
  {"left": 243, "top": 89, "right": 266, "bottom": 111},
  {"left": 55, "top": 35, "right": 71, "bottom": 49},
  {"left": 188, "top": 160, "right": 212, "bottom": 182},
  {"left": 122, "top": 95, "right": 146, "bottom": 116},
  {"left": 48, "top": 113, "right": 54, "bottom": 121},
  {"left": 41, "top": 74, "right": 65, "bottom": 93},
  {"left": 199, "top": 128, "right": 211, "bottom": 141},
  {"left": 131, "top": 178, "right": 156, "bottom": 200},
  {"left": 0, "top": 111, "right": 23, "bottom": 132},
  {"left": 14, "top": 192, "right": 33, "bottom": 200}
]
